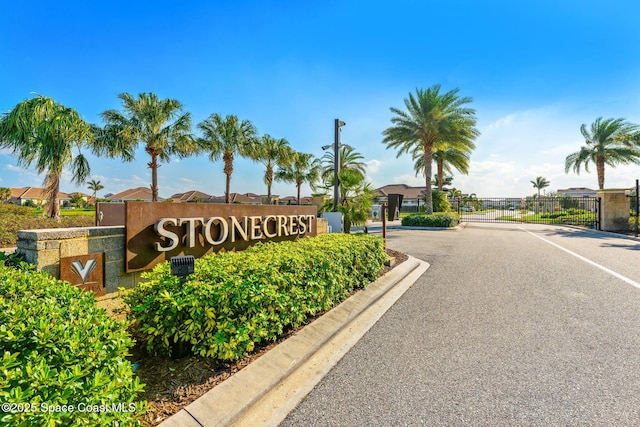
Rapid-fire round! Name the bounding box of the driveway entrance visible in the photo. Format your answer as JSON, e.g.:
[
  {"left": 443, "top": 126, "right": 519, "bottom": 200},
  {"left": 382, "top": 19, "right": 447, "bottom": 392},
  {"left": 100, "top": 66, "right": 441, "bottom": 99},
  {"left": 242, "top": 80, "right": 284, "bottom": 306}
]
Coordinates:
[{"left": 451, "top": 196, "right": 601, "bottom": 229}]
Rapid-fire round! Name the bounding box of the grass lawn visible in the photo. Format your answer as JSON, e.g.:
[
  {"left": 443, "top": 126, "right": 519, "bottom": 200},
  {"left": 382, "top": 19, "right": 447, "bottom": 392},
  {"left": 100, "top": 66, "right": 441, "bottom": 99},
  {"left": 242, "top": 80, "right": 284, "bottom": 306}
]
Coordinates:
[
  {"left": 496, "top": 212, "right": 597, "bottom": 227},
  {"left": 0, "top": 205, "right": 95, "bottom": 247},
  {"left": 32, "top": 207, "right": 96, "bottom": 217}
]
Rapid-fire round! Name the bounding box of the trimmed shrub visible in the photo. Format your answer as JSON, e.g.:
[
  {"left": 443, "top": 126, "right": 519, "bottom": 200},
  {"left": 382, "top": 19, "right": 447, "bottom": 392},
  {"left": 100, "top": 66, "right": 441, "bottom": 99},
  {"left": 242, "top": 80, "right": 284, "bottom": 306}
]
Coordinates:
[
  {"left": 401, "top": 212, "right": 460, "bottom": 227},
  {"left": 124, "top": 233, "right": 387, "bottom": 361},
  {"left": 0, "top": 264, "right": 145, "bottom": 426}
]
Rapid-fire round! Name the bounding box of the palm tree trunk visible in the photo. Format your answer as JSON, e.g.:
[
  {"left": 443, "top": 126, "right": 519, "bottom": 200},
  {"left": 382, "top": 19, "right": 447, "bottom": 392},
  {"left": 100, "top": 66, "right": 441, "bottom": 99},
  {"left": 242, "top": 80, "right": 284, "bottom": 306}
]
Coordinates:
[
  {"left": 224, "top": 152, "right": 234, "bottom": 204},
  {"left": 266, "top": 165, "right": 273, "bottom": 204},
  {"left": 297, "top": 181, "right": 302, "bottom": 205},
  {"left": 437, "top": 158, "right": 444, "bottom": 191},
  {"left": 44, "top": 172, "right": 61, "bottom": 219},
  {"left": 423, "top": 144, "right": 434, "bottom": 215},
  {"left": 596, "top": 155, "right": 605, "bottom": 190},
  {"left": 148, "top": 152, "right": 159, "bottom": 202}
]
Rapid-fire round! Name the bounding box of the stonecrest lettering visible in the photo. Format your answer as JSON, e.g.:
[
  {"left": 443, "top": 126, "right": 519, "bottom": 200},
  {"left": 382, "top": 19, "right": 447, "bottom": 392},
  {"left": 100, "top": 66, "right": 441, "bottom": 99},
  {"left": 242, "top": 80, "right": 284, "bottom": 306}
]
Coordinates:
[{"left": 154, "top": 214, "right": 316, "bottom": 252}]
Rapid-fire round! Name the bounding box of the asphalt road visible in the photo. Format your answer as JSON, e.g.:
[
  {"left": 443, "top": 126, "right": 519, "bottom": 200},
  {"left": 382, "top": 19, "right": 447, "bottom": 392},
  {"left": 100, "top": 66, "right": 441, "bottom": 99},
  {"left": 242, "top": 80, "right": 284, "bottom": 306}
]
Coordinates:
[{"left": 281, "top": 222, "right": 640, "bottom": 426}]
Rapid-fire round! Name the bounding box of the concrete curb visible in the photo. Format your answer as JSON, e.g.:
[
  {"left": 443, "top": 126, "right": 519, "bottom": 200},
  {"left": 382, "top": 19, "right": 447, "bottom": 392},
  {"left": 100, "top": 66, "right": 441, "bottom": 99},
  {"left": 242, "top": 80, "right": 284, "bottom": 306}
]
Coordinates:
[{"left": 159, "top": 256, "right": 429, "bottom": 427}]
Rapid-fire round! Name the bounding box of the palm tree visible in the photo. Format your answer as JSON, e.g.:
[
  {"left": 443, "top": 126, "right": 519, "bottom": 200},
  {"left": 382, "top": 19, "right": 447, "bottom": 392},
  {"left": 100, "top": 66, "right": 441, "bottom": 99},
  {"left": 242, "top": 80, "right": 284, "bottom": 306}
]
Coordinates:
[
  {"left": 565, "top": 117, "right": 640, "bottom": 190},
  {"left": 197, "top": 114, "right": 258, "bottom": 204},
  {"left": 252, "top": 135, "right": 294, "bottom": 204},
  {"left": 0, "top": 95, "right": 94, "bottom": 218},
  {"left": 87, "top": 178, "right": 104, "bottom": 203},
  {"left": 412, "top": 145, "right": 471, "bottom": 190},
  {"left": 383, "top": 85, "right": 478, "bottom": 214},
  {"left": 275, "top": 152, "right": 321, "bottom": 205},
  {"left": 99, "top": 92, "right": 195, "bottom": 201},
  {"left": 320, "top": 145, "right": 367, "bottom": 187},
  {"left": 530, "top": 176, "right": 550, "bottom": 197}
]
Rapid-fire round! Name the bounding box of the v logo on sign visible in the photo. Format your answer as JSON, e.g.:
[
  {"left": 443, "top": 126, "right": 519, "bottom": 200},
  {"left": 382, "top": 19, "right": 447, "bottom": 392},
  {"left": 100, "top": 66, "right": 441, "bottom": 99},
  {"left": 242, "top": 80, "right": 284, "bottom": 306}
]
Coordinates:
[{"left": 70, "top": 259, "right": 97, "bottom": 284}]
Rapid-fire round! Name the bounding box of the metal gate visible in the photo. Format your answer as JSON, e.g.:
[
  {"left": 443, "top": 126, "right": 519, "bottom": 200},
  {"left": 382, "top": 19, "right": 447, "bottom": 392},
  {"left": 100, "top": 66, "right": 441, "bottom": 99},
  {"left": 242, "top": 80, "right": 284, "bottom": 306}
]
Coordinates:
[{"left": 451, "top": 196, "right": 601, "bottom": 229}]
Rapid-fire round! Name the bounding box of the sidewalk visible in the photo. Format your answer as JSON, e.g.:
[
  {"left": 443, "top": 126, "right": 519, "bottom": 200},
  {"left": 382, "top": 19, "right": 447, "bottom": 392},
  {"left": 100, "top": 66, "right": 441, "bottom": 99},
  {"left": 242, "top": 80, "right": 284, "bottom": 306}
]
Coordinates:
[{"left": 160, "top": 256, "right": 429, "bottom": 427}]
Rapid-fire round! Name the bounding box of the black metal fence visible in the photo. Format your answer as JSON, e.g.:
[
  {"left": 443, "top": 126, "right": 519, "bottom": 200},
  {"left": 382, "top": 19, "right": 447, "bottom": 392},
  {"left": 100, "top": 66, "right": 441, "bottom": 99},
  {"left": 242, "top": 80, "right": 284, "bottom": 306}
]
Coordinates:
[{"left": 451, "top": 196, "right": 601, "bottom": 229}]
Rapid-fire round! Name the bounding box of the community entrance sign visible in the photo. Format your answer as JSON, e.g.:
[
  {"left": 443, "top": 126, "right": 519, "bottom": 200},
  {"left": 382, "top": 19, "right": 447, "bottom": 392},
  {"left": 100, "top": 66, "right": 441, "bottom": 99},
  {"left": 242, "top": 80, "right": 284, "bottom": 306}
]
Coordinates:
[{"left": 125, "top": 202, "right": 317, "bottom": 272}]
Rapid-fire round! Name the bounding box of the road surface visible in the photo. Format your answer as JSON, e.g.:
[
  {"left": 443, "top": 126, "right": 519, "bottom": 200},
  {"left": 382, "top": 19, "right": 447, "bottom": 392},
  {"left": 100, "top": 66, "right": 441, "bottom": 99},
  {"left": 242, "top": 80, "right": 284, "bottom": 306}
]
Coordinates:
[{"left": 281, "top": 222, "right": 640, "bottom": 426}]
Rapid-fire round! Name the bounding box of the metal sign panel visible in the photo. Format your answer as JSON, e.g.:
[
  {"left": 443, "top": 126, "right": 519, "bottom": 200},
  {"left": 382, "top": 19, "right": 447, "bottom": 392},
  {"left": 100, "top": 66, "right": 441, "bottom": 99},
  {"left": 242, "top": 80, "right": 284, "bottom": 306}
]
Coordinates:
[
  {"left": 125, "top": 202, "right": 318, "bottom": 272},
  {"left": 60, "top": 252, "right": 106, "bottom": 297}
]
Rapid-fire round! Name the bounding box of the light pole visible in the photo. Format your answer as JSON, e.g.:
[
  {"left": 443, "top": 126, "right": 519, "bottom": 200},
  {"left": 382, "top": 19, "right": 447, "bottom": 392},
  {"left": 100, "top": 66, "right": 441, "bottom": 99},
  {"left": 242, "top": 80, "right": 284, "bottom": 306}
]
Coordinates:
[{"left": 322, "top": 119, "right": 346, "bottom": 211}]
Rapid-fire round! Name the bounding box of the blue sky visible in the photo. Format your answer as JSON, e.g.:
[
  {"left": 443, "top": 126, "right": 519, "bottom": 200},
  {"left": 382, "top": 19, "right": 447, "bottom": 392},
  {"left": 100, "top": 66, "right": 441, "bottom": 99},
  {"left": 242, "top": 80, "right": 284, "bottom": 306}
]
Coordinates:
[{"left": 2, "top": 0, "right": 640, "bottom": 198}]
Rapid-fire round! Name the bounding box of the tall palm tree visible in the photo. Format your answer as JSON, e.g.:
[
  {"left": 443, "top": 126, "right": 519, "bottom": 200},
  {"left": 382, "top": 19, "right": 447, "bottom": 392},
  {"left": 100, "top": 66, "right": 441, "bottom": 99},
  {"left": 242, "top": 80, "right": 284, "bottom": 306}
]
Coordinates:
[
  {"left": 197, "top": 114, "right": 258, "bottom": 204},
  {"left": 565, "top": 117, "right": 640, "bottom": 190},
  {"left": 0, "top": 95, "right": 94, "bottom": 218},
  {"left": 99, "top": 92, "right": 195, "bottom": 201},
  {"left": 252, "top": 135, "right": 294, "bottom": 204},
  {"left": 383, "top": 85, "right": 478, "bottom": 214},
  {"left": 275, "top": 152, "right": 321, "bottom": 205},
  {"left": 87, "top": 178, "right": 104, "bottom": 203},
  {"left": 530, "top": 176, "right": 550, "bottom": 197}
]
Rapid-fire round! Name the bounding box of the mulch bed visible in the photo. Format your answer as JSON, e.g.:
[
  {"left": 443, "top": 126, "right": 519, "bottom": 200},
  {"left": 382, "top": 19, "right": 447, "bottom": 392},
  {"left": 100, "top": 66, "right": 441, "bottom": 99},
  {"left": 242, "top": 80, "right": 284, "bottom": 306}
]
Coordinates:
[{"left": 133, "top": 248, "right": 408, "bottom": 426}]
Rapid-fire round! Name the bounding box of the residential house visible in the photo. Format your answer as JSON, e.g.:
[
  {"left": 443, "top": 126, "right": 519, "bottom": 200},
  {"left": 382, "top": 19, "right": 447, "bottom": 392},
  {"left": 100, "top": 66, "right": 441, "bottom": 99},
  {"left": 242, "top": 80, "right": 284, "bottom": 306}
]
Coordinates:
[
  {"left": 279, "top": 196, "right": 313, "bottom": 205},
  {"left": 557, "top": 187, "right": 597, "bottom": 198},
  {"left": 169, "top": 190, "right": 212, "bottom": 203},
  {"left": 557, "top": 187, "right": 598, "bottom": 210},
  {"left": 6, "top": 187, "right": 72, "bottom": 207},
  {"left": 374, "top": 184, "right": 429, "bottom": 211},
  {"left": 207, "top": 192, "right": 263, "bottom": 204},
  {"left": 105, "top": 187, "right": 160, "bottom": 202}
]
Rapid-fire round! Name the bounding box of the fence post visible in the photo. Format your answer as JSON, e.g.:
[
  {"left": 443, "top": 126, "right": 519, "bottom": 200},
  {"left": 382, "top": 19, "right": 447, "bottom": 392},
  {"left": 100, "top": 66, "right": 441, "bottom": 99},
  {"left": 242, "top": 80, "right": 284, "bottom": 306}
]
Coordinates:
[
  {"left": 635, "top": 179, "right": 640, "bottom": 237},
  {"left": 381, "top": 203, "right": 387, "bottom": 248}
]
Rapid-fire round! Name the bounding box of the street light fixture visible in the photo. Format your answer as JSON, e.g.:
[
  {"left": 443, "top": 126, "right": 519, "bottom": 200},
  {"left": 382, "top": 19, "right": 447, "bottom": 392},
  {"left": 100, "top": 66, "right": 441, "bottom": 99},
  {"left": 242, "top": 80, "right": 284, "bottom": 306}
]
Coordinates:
[{"left": 321, "top": 119, "right": 346, "bottom": 211}]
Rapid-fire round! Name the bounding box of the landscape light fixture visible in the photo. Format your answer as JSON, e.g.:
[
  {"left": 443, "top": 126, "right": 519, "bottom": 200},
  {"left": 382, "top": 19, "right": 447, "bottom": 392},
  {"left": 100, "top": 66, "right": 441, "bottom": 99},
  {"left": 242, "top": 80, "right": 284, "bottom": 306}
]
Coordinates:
[
  {"left": 170, "top": 255, "right": 195, "bottom": 283},
  {"left": 321, "top": 119, "right": 347, "bottom": 211}
]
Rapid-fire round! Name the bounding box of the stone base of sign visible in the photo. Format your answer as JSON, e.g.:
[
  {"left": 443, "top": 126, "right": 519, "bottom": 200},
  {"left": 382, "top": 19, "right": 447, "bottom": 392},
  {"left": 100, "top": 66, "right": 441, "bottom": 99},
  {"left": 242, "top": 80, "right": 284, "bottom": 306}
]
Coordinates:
[
  {"left": 596, "top": 188, "right": 631, "bottom": 232},
  {"left": 17, "top": 226, "right": 143, "bottom": 294}
]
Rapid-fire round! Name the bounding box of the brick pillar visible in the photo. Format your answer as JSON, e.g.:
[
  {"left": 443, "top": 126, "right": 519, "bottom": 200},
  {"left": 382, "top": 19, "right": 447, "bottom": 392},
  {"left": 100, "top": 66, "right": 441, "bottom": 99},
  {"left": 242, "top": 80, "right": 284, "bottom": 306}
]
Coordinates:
[{"left": 596, "top": 189, "right": 631, "bottom": 231}]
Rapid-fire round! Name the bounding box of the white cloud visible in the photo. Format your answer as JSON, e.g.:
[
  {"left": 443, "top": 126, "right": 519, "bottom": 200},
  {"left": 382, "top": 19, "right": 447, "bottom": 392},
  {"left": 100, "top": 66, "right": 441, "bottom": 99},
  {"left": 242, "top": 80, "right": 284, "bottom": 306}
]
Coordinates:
[
  {"left": 365, "top": 159, "right": 381, "bottom": 173},
  {"left": 393, "top": 174, "right": 424, "bottom": 187},
  {"left": 4, "top": 164, "right": 27, "bottom": 173},
  {"left": 179, "top": 177, "right": 197, "bottom": 185}
]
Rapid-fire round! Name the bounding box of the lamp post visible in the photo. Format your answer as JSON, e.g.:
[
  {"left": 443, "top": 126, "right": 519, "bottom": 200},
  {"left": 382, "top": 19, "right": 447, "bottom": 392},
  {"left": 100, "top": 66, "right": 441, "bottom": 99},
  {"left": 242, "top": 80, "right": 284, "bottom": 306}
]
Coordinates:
[{"left": 322, "top": 119, "right": 346, "bottom": 211}]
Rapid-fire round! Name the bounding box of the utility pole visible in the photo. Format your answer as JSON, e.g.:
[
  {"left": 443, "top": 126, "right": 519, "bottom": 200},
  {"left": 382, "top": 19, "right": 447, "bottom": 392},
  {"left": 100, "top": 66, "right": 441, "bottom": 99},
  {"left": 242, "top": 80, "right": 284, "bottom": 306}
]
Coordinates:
[{"left": 333, "top": 119, "right": 345, "bottom": 211}]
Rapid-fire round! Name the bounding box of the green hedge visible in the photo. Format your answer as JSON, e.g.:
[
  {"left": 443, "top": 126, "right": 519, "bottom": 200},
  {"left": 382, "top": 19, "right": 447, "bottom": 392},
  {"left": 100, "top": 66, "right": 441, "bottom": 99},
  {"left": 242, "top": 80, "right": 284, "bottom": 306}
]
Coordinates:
[
  {"left": 401, "top": 212, "right": 460, "bottom": 227},
  {"left": 124, "top": 233, "right": 387, "bottom": 361},
  {"left": 0, "top": 264, "right": 145, "bottom": 426}
]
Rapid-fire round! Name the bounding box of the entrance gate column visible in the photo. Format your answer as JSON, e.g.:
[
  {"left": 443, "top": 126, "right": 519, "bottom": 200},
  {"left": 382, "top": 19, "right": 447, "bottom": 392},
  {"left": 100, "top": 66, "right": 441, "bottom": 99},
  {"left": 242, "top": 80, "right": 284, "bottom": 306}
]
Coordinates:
[{"left": 596, "top": 188, "right": 630, "bottom": 232}]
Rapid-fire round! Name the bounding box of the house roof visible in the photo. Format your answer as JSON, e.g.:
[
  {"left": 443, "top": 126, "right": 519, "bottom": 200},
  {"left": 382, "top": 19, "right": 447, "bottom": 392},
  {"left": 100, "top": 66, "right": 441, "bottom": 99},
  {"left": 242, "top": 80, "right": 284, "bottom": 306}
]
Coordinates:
[
  {"left": 375, "top": 184, "right": 427, "bottom": 199},
  {"left": 230, "top": 193, "right": 262, "bottom": 204},
  {"left": 106, "top": 187, "right": 161, "bottom": 201},
  {"left": 9, "top": 187, "right": 72, "bottom": 200},
  {"left": 169, "top": 190, "right": 212, "bottom": 202}
]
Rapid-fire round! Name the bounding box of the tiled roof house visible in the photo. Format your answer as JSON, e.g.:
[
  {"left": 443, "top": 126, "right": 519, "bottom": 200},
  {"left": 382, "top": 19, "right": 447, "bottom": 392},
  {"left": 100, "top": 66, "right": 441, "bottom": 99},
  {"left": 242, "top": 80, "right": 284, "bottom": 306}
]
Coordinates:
[
  {"left": 105, "top": 187, "right": 160, "bottom": 202},
  {"left": 7, "top": 187, "right": 72, "bottom": 207}
]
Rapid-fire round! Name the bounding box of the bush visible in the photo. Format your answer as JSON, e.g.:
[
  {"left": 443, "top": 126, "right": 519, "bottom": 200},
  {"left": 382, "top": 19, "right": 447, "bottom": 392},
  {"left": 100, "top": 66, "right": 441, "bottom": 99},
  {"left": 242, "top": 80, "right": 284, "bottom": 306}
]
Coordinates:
[
  {"left": 401, "top": 212, "right": 460, "bottom": 227},
  {"left": 124, "top": 233, "right": 387, "bottom": 361},
  {"left": 0, "top": 264, "right": 145, "bottom": 426},
  {"left": 431, "top": 190, "right": 451, "bottom": 212}
]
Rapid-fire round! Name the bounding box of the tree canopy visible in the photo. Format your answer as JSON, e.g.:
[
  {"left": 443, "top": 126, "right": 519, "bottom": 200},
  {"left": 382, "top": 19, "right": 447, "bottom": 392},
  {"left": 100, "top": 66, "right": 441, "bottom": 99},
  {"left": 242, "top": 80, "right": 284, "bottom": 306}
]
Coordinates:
[{"left": 0, "top": 95, "right": 95, "bottom": 217}]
